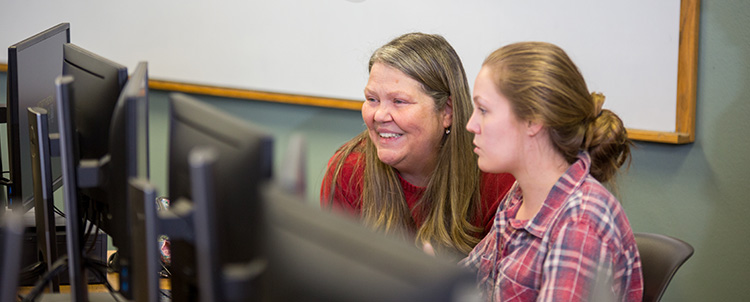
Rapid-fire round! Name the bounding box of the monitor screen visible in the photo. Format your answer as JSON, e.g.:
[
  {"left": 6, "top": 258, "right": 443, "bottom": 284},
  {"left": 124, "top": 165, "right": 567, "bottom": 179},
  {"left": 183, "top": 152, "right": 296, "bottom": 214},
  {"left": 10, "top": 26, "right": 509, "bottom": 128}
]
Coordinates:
[
  {"left": 62, "top": 43, "right": 128, "bottom": 162},
  {"left": 6, "top": 22, "right": 69, "bottom": 210},
  {"left": 54, "top": 43, "right": 128, "bottom": 300},
  {"left": 60, "top": 42, "right": 127, "bottom": 234},
  {"left": 166, "top": 92, "right": 273, "bottom": 301}
]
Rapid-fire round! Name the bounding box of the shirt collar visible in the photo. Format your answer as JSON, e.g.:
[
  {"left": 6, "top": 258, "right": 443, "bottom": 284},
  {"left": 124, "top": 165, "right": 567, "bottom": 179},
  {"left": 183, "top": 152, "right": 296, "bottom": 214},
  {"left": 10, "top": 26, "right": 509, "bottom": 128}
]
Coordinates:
[
  {"left": 397, "top": 172, "right": 426, "bottom": 193},
  {"left": 512, "top": 151, "right": 592, "bottom": 237}
]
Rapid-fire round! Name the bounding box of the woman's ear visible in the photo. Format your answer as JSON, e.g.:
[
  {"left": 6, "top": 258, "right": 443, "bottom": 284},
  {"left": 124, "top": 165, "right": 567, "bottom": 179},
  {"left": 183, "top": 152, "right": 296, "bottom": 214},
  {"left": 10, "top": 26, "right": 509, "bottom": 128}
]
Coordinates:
[
  {"left": 527, "top": 120, "right": 544, "bottom": 137},
  {"left": 441, "top": 97, "right": 453, "bottom": 129}
]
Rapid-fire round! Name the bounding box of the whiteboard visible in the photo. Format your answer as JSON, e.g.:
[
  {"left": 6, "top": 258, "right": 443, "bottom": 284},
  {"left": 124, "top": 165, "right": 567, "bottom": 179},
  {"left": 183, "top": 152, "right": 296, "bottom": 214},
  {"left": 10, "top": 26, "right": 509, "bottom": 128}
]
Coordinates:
[{"left": 0, "top": 0, "right": 682, "bottom": 133}]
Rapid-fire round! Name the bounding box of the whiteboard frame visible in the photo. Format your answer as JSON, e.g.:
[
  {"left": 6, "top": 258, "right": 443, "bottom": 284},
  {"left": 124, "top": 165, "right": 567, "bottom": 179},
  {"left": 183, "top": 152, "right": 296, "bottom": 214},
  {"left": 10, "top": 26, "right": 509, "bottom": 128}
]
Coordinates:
[
  {"left": 0, "top": 0, "right": 699, "bottom": 144},
  {"left": 150, "top": 0, "right": 700, "bottom": 144}
]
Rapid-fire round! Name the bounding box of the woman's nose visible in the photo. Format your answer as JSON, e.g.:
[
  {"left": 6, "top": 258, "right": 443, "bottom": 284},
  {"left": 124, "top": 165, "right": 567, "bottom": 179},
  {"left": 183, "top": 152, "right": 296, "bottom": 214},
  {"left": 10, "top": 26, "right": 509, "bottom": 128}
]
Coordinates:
[
  {"left": 374, "top": 103, "right": 393, "bottom": 122},
  {"left": 466, "top": 113, "right": 479, "bottom": 134}
]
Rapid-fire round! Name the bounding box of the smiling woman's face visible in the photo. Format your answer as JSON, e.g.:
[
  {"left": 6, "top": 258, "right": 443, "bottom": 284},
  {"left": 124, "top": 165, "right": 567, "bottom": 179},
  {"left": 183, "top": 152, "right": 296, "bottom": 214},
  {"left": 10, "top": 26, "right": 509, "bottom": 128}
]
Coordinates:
[{"left": 361, "top": 62, "right": 452, "bottom": 184}]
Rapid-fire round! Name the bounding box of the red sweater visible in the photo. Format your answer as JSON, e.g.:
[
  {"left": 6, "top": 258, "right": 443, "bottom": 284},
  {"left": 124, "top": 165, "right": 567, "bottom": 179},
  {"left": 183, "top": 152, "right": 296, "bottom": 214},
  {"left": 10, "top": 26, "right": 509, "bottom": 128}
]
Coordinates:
[{"left": 320, "top": 150, "right": 515, "bottom": 235}]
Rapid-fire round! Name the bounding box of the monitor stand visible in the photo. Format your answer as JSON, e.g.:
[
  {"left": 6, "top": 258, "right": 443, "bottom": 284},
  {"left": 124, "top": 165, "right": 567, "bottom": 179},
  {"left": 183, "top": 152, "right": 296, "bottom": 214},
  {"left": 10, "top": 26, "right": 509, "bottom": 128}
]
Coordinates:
[{"left": 28, "top": 107, "right": 63, "bottom": 292}]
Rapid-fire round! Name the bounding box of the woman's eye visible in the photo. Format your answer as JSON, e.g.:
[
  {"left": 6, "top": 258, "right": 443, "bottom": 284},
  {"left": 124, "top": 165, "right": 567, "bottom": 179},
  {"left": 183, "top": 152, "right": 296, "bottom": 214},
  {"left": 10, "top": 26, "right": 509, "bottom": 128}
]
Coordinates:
[
  {"left": 394, "top": 99, "right": 406, "bottom": 104},
  {"left": 366, "top": 97, "right": 378, "bottom": 103}
]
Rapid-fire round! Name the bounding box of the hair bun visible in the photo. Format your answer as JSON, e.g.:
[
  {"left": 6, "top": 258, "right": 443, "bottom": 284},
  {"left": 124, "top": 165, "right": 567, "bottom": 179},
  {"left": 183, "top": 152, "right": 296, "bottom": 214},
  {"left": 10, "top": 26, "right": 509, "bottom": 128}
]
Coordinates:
[
  {"left": 590, "top": 92, "right": 605, "bottom": 120},
  {"left": 585, "top": 108, "right": 632, "bottom": 183}
]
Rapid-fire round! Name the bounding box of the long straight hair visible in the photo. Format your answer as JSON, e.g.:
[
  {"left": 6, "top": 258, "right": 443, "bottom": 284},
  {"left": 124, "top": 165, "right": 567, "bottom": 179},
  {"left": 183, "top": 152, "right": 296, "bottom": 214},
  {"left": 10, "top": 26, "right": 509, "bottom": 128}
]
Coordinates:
[{"left": 325, "top": 33, "right": 483, "bottom": 255}]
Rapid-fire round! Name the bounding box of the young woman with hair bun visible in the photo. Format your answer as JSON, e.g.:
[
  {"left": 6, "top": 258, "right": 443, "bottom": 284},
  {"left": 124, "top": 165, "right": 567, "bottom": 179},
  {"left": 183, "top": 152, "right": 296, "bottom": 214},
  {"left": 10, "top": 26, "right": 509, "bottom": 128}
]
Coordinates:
[{"left": 461, "top": 41, "right": 643, "bottom": 301}]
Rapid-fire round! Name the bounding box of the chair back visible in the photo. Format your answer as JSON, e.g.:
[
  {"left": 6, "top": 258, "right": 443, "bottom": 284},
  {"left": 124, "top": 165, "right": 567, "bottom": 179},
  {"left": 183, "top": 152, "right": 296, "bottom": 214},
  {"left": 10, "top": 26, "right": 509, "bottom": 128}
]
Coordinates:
[{"left": 634, "top": 232, "right": 694, "bottom": 302}]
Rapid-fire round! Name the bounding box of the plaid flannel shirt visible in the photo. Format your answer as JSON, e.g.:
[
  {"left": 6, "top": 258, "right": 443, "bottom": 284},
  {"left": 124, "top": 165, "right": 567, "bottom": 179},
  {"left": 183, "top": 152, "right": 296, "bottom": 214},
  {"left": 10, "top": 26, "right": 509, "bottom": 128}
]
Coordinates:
[{"left": 461, "top": 152, "right": 643, "bottom": 301}]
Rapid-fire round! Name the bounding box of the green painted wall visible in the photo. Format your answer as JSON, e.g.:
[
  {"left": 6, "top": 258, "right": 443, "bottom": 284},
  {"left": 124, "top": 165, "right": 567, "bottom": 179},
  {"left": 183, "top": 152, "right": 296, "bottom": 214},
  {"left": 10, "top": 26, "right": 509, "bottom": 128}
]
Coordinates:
[
  {"left": 2, "top": 1, "right": 748, "bottom": 300},
  {"left": 619, "top": 1, "right": 750, "bottom": 300},
  {"left": 144, "top": 90, "right": 366, "bottom": 203}
]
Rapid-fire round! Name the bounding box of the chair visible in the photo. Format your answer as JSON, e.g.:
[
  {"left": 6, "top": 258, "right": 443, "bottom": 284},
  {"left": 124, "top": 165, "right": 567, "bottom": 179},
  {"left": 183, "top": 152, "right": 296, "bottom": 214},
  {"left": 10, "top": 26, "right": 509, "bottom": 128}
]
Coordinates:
[{"left": 634, "top": 232, "right": 694, "bottom": 302}]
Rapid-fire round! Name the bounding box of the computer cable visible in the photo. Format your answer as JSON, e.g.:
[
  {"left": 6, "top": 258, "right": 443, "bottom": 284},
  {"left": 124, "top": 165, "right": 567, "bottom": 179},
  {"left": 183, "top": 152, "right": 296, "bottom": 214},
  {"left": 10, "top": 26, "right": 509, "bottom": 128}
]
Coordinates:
[
  {"left": 18, "top": 261, "right": 46, "bottom": 287},
  {"left": 160, "top": 289, "right": 172, "bottom": 300},
  {"left": 0, "top": 170, "right": 11, "bottom": 186},
  {"left": 84, "top": 257, "right": 123, "bottom": 302},
  {"left": 20, "top": 255, "right": 68, "bottom": 302},
  {"left": 107, "top": 251, "right": 119, "bottom": 273},
  {"left": 53, "top": 205, "right": 65, "bottom": 218}
]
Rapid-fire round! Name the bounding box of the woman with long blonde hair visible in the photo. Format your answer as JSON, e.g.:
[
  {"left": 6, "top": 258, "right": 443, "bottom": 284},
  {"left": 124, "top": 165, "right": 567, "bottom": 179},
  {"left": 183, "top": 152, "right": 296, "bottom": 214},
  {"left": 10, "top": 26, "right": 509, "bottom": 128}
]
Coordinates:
[{"left": 321, "top": 32, "right": 515, "bottom": 257}]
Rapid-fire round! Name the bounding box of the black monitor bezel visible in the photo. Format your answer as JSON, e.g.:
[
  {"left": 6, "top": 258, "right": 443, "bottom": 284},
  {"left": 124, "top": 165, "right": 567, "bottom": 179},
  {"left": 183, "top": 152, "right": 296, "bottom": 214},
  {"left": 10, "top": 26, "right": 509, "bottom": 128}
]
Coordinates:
[
  {"left": 6, "top": 22, "right": 70, "bottom": 211},
  {"left": 54, "top": 44, "right": 129, "bottom": 301},
  {"left": 107, "top": 61, "right": 150, "bottom": 298}
]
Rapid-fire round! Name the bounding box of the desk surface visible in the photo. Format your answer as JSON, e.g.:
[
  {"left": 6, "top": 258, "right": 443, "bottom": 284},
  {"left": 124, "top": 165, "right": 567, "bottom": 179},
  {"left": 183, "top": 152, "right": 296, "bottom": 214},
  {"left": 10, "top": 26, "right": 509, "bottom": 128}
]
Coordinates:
[{"left": 17, "top": 250, "right": 170, "bottom": 299}]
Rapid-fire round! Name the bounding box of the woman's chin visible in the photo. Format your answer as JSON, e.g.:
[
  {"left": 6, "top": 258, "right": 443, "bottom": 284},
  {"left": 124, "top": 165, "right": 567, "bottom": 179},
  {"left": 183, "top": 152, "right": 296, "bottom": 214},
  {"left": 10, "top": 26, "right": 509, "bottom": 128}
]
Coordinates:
[
  {"left": 376, "top": 151, "right": 402, "bottom": 168},
  {"left": 477, "top": 159, "right": 500, "bottom": 174}
]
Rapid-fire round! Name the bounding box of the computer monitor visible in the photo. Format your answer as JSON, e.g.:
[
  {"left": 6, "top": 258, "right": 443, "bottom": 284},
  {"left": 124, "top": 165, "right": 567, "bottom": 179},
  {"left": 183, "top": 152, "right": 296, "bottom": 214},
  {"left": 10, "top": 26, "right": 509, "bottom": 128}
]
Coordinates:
[
  {"left": 59, "top": 42, "right": 127, "bottom": 236},
  {"left": 27, "top": 106, "right": 63, "bottom": 292},
  {"left": 261, "top": 186, "right": 479, "bottom": 302},
  {"left": 54, "top": 44, "right": 131, "bottom": 301},
  {"left": 277, "top": 133, "right": 307, "bottom": 200},
  {"left": 166, "top": 92, "right": 273, "bottom": 301},
  {"left": 160, "top": 93, "right": 477, "bottom": 301},
  {"left": 62, "top": 43, "right": 128, "bottom": 163},
  {"left": 6, "top": 22, "right": 69, "bottom": 211},
  {"left": 23, "top": 41, "right": 127, "bottom": 294},
  {"left": 106, "top": 61, "right": 150, "bottom": 299},
  {"left": 9, "top": 22, "right": 70, "bottom": 293},
  {"left": 266, "top": 135, "right": 477, "bottom": 301}
]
